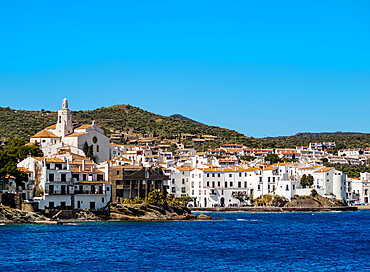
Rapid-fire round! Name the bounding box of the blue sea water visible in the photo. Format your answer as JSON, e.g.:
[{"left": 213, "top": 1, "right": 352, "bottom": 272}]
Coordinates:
[{"left": 0, "top": 211, "right": 369, "bottom": 272}]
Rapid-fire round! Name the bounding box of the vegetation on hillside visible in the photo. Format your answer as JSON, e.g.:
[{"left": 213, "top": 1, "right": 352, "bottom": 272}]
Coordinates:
[{"left": 1, "top": 105, "right": 370, "bottom": 151}]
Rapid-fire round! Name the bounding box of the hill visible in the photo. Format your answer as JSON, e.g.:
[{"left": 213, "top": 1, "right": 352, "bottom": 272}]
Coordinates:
[
  {"left": 0, "top": 105, "right": 249, "bottom": 148},
  {"left": 266, "top": 131, "right": 364, "bottom": 139},
  {"left": 169, "top": 114, "right": 199, "bottom": 123},
  {"left": 1, "top": 105, "right": 370, "bottom": 150}
]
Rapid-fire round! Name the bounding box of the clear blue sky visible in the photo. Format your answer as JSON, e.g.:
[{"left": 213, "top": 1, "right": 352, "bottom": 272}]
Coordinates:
[{"left": 1, "top": 1, "right": 369, "bottom": 137}]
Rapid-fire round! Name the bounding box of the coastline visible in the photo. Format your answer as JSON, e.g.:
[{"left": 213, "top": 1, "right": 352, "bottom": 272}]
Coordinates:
[{"left": 190, "top": 206, "right": 358, "bottom": 212}]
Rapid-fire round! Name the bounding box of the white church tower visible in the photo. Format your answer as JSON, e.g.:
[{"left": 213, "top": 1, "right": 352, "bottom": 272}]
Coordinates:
[{"left": 56, "top": 98, "right": 74, "bottom": 137}]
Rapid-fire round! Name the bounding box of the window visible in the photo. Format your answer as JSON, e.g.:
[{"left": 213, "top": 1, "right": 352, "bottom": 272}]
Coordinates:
[
  {"left": 212, "top": 181, "right": 215, "bottom": 188},
  {"left": 172, "top": 187, "right": 176, "bottom": 193},
  {"left": 212, "top": 173, "right": 215, "bottom": 177},
  {"left": 207, "top": 174, "right": 209, "bottom": 177},
  {"left": 238, "top": 182, "right": 241, "bottom": 188},
  {"left": 182, "top": 178, "right": 185, "bottom": 184},
  {"left": 49, "top": 173, "right": 54, "bottom": 182},
  {"left": 229, "top": 174, "right": 232, "bottom": 178},
  {"left": 244, "top": 182, "right": 247, "bottom": 188},
  {"left": 191, "top": 182, "right": 194, "bottom": 188},
  {"left": 199, "top": 190, "right": 202, "bottom": 195},
  {"left": 225, "top": 182, "right": 228, "bottom": 188},
  {"left": 258, "top": 184, "right": 261, "bottom": 190},
  {"left": 102, "top": 197, "right": 105, "bottom": 203},
  {"left": 268, "top": 177, "right": 271, "bottom": 182},
  {"left": 172, "top": 178, "right": 175, "bottom": 184},
  {"left": 286, "top": 185, "right": 289, "bottom": 191},
  {"left": 218, "top": 174, "right": 220, "bottom": 177},
  {"left": 218, "top": 181, "right": 221, "bottom": 187},
  {"left": 192, "top": 174, "right": 194, "bottom": 178},
  {"left": 239, "top": 173, "right": 242, "bottom": 177},
  {"left": 192, "top": 190, "right": 194, "bottom": 195},
  {"left": 207, "top": 181, "right": 209, "bottom": 187},
  {"left": 230, "top": 182, "right": 233, "bottom": 187},
  {"left": 117, "top": 170, "right": 120, "bottom": 175},
  {"left": 181, "top": 187, "right": 186, "bottom": 193},
  {"left": 92, "top": 136, "right": 98, "bottom": 143},
  {"left": 96, "top": 145, "right": 99, "bottom": 152},
  {"left": 273, "top": 177, "right": 275, "bottom": 182}
]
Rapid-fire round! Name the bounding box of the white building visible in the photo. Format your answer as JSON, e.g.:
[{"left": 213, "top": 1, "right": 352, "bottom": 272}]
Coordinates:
[
  {"left": 17, "top": 156, "right": 111, "bottom": 210},
  {"left": 30, "top": 98, "right": 110, "bottom": 163}
]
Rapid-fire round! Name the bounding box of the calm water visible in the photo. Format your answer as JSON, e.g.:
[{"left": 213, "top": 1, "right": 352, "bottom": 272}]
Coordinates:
[{"left": 0, "top": 211, "right": 369, "bottom": 271}]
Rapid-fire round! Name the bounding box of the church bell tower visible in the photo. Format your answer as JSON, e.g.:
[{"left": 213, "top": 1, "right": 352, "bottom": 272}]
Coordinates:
[{"left": 56, "top": 98, "right": 73, "bottom": 137}]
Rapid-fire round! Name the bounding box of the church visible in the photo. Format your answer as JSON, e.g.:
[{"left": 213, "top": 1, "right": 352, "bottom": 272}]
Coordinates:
[{"left": 30, "top": 98, "right": 110, "bottom": 163}]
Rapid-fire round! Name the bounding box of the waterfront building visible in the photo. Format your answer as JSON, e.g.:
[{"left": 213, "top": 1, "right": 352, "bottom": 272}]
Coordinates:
[
  {"left": 108, "top": 165, "right": 169, "bottom": 202},
  {"left": 17, "top": 156, "right": 111, "bottom": 210}
]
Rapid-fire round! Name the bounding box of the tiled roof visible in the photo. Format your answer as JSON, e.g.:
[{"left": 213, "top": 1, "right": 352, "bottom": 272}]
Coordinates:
[
  {"left": 31, "top": 130, "right": 59, "bottom": 138},
  {"left": 45, "top": 124, "right": 57, "bottom": 129},
  {"left": 17, "top": 167, "right": 32, "bottom": 173},
  {"left": 33, "top": 157, "right": 65, "bottom": 163},
  {"left": 314, "top": 167, "right": 334, "bottom": 173},
  {"left": 65, "top": 132, "right": 86, "bottom": 137}
]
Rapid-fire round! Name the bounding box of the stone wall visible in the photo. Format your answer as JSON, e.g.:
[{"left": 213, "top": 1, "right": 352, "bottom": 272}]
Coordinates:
[{"left": 0, "top": 193, "right": 21, "bottom": 209}]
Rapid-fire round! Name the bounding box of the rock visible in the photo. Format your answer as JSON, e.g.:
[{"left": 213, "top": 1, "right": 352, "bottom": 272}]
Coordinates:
[
  {"left": 0, "top": 204, "right": 48, "bottom": 223},
  {"left": 197, "top": 214, "right": 212, "bottom": 220},
  {"left": 108, "top": 203, "right": 212, "bottom": 221}
]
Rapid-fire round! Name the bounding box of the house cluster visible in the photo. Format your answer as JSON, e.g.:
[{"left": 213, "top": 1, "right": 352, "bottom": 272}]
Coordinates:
[{"left": 2, "top": 99, "right": 369, "bottom": 211}]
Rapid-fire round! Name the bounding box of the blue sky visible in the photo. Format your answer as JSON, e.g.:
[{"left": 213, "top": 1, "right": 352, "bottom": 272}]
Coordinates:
[{"left": 1, "top": 0, "right": 369, "bottom": 137}]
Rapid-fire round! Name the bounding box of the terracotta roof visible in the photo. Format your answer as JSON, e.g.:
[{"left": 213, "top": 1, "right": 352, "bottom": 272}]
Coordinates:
[
  {"left": 314, "top": 167, "right": 334, "bottom": 173},
  {"left": 299, "top": 166, "right": 322, "bottom": 170},
  {"left": 31, "top": 130, "right": 59, "bottom": 138},
  {"left": 45, "top": 124, "right": 57, "bottom": 129},
  {"left": 25, "top": 142, "right": 37, "bottom": 146},
  {"left": 17, "top": 167, "right": 32, "bottom": 173},
  {"left": 245, "top": 167, "right": 259, "bottom": 172},
  {"left": 175, "top": 167, "right": 194, "bottom": 171},
  {"left": 75, "top": 124, "right": 92, "bottom": 129},
  {"left": 264, "top": 166, "right": 278, "bottom": 171},
  {"left": 65, "top": 132, "right": 86, "bottom": 137},
  {"left": 33, "top": 157, "right": 65, "bottom": 163}
]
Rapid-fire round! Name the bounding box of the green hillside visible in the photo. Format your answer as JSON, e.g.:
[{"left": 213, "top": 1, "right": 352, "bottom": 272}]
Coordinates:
[
  {"left": 1, "top": 105, "right": 370, "bottom": 150},
  {"left": 0, "top": 105, "right": 248, "bottom": 147}
]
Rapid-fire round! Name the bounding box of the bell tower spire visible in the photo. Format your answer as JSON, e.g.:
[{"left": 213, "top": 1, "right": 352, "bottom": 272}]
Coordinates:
[{"left": 56, "top": 98, "right": 73, "bottom": 137}]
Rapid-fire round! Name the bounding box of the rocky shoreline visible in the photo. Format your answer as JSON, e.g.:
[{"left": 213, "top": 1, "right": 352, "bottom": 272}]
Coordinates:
[
  {"left": 0, "top": 203, "right": 213, "bottom": 224},
  {"left": 0, "top": 204, "right": 48, "bottom": 224}
]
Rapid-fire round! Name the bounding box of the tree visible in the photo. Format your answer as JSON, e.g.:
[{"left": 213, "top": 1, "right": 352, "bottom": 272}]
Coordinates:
[
  {"left": 145, "top": 190, "right": 165, "bottom": 205},
  {"left": 301, "top": 174, "right": 314, "bottom": 188},
  {"left": 177, "top": 196, "right": 194, "bottom": 206},
  {"left": 0, "top": 139, "right": 42, "bottom": 190},
  {"left": 231, "top": 191, "right": 250, "bottom": 206},
  {"left": 86, "top": 145, "right": 93, "bottom": 160},
  {"left": 83, "top": 141, "right": 89, "bottom": 155},
  {"left": 265, "top": 154, "right": 282, "bottom": 164}
]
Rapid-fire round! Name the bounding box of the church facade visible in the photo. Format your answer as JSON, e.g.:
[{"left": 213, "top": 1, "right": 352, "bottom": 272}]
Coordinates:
[{"left": 30, "top": 98, "right": 110, "bottom": 163}]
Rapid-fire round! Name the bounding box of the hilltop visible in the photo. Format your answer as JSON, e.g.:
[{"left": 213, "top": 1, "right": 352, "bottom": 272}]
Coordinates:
[{"left": 169, "top": 114, "right": 199, "bottom": 123}]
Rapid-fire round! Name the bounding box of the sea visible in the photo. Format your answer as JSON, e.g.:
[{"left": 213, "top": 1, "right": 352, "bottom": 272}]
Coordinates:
[{"left": 0, "top": 210, "right": 369, "bottom": 272}]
